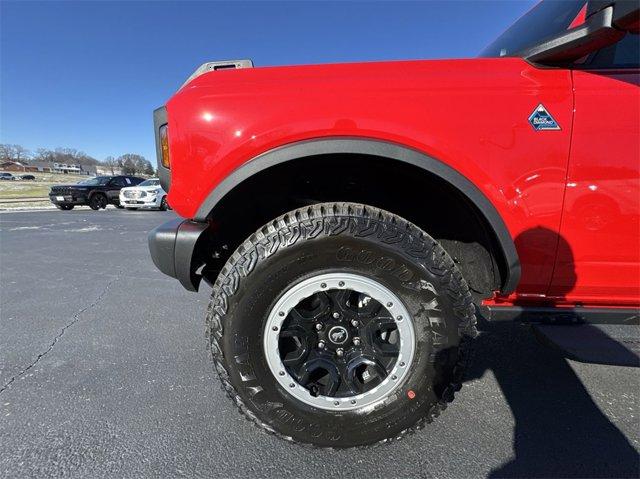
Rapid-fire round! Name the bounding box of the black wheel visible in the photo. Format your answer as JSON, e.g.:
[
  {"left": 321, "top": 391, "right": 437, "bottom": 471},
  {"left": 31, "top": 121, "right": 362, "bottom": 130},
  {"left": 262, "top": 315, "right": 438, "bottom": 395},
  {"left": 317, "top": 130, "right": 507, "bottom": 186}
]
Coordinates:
[
  {"left": 159, "top": 196, "right": 169, "bottom": 211},
  {"left": 207, "top": 202, "right": 476, "bottom": 448},
  {"left": 56, "top": 204, "right": 74, "bottom": 211},
  {"left": 89, "top": 194, "right": 107, "bottom": 210}
]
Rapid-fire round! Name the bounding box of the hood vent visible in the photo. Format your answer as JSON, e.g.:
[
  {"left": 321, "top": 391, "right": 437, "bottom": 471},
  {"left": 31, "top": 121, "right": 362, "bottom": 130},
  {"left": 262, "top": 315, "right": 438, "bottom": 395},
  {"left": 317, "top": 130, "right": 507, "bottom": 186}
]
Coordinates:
[{"left": 180, "top": 59, "right": 253, "bottom": 89}]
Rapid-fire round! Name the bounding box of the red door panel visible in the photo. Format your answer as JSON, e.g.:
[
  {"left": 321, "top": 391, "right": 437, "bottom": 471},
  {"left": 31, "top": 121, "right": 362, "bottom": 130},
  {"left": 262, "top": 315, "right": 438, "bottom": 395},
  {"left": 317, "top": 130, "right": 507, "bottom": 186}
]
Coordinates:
[{"left": 549, "top": 69, "right": 640, "bottom": 306}]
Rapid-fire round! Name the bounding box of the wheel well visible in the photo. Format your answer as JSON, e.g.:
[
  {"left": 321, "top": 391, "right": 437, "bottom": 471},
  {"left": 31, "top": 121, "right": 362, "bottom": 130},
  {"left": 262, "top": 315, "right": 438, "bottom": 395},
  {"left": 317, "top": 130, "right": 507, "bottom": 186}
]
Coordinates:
[{"left": 201, "top": 154, "right": 508, "bottom": 299}]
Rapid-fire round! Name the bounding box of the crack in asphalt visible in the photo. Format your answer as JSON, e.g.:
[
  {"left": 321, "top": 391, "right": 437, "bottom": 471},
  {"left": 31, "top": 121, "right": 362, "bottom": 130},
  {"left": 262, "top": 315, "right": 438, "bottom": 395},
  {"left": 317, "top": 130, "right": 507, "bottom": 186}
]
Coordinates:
[{"left": 0, "top": 271, "right": 123, "bottom": 395}]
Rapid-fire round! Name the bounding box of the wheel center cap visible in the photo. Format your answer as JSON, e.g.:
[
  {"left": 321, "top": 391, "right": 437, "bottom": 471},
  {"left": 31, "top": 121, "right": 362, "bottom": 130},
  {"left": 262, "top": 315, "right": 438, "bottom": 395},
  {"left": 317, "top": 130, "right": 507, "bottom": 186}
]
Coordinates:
[{"left": 328, "top": 325, "right": 349, "bottom": 345}]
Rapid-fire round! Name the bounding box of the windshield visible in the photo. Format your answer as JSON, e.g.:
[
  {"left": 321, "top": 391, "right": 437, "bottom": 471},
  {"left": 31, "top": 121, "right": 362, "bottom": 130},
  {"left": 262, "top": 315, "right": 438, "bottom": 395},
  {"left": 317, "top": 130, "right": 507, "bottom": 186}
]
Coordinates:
[
  {"left": 138, "top": 179, "right": 160, "bottom": 187},
  {"left": 78, "top": 176, "right": 111, "bottom": 186},
  {"left": 480, "top": 0, "right": 585, "bottom": 58}
]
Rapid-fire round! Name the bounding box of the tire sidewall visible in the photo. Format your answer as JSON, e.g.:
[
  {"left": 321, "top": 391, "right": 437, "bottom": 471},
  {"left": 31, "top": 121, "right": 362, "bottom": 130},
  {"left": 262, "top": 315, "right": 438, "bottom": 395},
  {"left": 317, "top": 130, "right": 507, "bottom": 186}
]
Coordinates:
[{"left": 212, "top": 209, "right": 468, "bottom": 447}]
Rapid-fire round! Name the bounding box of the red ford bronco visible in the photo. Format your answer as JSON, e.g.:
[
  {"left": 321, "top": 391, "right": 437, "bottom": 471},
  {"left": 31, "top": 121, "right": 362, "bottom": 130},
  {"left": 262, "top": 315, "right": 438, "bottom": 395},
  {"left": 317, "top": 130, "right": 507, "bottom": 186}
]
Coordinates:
[{"left": 149, "top": 0, "right": 639, "bottom": 447}]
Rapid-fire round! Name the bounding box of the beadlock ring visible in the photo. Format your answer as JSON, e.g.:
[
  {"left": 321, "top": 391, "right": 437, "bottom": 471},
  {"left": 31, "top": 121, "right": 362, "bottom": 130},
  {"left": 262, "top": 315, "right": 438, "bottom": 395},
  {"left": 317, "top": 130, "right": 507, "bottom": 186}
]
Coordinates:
[{"left": 263, "top": 272, "right": 415, "bottom": 412}]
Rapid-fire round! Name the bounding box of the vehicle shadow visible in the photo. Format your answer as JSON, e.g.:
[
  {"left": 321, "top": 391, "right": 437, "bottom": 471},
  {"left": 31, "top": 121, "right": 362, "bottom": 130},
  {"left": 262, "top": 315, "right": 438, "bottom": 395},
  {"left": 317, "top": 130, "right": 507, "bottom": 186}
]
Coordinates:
[{"left": 465, "top": 227, "right": 639, "bottom": 478}]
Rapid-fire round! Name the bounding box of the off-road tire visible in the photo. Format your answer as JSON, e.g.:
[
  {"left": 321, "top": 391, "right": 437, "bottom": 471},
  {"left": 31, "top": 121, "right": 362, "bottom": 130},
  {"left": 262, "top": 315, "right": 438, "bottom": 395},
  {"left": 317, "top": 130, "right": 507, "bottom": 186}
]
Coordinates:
[
  {"left": 56, "top": 204, "right": 74, "bottom": 211},
  {"left": 89, "top": 194, "right": 107, "bottom": 210},
  {"left": 206, "top": 202, "right": 477, "bottom": 448}
]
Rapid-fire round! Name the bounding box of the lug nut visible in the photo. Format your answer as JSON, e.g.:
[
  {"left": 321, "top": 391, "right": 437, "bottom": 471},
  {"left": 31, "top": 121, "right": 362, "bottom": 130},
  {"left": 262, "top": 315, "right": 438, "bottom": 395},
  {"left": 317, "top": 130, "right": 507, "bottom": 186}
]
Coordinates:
[
  {"left": 332, "top": 312, "right": 340, "bottom": 319},
  {"left": 351, "top": 319, "right": 359, "bottom": 327},
  {"left": 315, "top": 323, "right": 323, "bottom": 331},
  {"left": 318, "top": 341, "right": 325, "bottom": 349},
  {"left": 336, "top": 348, "right": 344, "bottom": 357},
  {"left": 353, "top": 337, "right": 361, "bottom": 346}
]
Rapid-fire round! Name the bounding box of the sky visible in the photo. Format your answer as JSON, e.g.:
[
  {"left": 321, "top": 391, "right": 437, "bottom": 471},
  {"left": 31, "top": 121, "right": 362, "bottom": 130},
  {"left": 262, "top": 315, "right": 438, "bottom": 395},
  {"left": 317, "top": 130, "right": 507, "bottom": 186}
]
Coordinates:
[{"left": 1, "top": 0, "right": 534, "bottom": 166}]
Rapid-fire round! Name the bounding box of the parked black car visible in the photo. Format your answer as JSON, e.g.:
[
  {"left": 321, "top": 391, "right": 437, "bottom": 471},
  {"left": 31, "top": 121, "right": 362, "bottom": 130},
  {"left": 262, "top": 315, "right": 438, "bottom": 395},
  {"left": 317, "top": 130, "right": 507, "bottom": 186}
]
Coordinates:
[
  {"left": 20, "top": 174, "right": 36, "bottom": 180},
  {"left": 49, "top": 175, "right": 145, "bottom": 210}
]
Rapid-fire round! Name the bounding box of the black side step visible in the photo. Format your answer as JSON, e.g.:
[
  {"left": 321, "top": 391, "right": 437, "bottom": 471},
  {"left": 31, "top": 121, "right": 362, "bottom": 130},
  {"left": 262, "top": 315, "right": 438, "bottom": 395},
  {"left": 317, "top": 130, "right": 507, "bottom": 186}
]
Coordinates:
[
  {"left": 482, "top": 306, "right": 640, "bottom": 367},
  {"left": 533, "top": 324, "right": 640, "bottom": 367},
  {"left": 485, "top": 306, "right": 640, "bottom": 325}
]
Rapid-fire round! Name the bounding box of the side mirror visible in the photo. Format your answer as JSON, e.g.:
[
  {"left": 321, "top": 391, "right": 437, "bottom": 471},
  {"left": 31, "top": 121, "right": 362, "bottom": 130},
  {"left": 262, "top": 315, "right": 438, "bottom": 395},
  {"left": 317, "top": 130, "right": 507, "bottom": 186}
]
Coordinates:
[
  {"left": 520, "top": 1, "right": 639, "bottom": 65},
  {"left": 610, "top": 0, "right": 640, "bottom": 33}
]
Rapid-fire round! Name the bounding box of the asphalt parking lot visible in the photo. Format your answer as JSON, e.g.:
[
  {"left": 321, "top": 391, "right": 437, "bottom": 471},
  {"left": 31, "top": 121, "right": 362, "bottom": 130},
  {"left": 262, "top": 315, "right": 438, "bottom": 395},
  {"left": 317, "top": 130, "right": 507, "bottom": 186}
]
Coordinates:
[{"left": 1, "top": 208, "right": 639, "bottom": 478}]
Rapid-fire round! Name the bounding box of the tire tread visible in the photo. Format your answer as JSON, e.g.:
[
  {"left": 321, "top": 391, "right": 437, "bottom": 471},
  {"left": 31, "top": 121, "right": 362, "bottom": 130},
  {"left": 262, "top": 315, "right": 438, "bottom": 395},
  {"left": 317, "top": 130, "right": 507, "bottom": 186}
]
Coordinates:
[{"left": 206, "top": 202, "right": 477, "bottom": 448}]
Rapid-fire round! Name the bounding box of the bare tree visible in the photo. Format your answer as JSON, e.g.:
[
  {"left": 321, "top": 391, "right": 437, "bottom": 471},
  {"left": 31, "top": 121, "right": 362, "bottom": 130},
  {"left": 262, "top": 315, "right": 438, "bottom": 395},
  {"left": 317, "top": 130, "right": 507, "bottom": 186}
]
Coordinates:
[
  {"left": 117, "top": 153, "right": 152, "bottom": 176},
  {"left": 2, "top": 144, "right": 155, "bottom": 177},
  {"left": 143, "top": 160, "right": 155, "bottom": 176},
  {"left": 0, "top": 144, "right": 31, "bottom": 163},
  {"left": 13, "top": 145, "right": 31, "bottom": 162},
  {"left": 52, "top": 147, "right": 99, "bottom": 166},
  {"left": 103, "top": 156, "right": 118, "bottom": 174},
  {"left": 0, "top": 144, "right": 11, "bottom": 162},
  {"left": 33, "top": 148, "right": 56, "bottom": 163}
]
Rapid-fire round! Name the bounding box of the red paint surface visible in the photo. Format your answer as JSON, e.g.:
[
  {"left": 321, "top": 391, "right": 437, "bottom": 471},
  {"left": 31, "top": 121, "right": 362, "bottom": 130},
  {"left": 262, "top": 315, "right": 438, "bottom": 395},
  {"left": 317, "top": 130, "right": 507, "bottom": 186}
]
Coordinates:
[
  {"left": 163, "top": 57, "right": 639, "bottom": 308},
  {"left": 549, "top": 70, "right": 640, "bottom": 305},
  {"left": 568, "top": 3, "right": 588, "bottom": 29}
]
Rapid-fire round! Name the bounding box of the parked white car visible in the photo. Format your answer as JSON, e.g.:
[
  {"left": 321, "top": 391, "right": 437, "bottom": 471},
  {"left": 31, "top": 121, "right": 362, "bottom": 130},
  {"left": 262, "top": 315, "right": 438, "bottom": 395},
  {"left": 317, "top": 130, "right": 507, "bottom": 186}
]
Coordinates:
[{"left": 119, "top": 178, "right": 170, "bottom": 210}]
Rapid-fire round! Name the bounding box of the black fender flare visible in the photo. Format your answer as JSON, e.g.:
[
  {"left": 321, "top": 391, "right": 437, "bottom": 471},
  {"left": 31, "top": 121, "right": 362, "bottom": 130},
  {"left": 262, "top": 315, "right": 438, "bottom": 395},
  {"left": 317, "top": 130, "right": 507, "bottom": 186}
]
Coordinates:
[{"left": 194, "top": 137, "right": 521, "bottom": 294}]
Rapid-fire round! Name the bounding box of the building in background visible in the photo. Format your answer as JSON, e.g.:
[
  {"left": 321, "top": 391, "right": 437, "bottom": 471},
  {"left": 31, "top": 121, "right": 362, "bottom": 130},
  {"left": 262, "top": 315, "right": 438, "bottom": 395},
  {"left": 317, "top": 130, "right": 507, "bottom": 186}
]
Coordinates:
[
  {"left": 0, "top": 161, "right": 28, "bottom": 172},
  {"left": 52, "top": 162, "right": 81, "bottom": 174},
  {"left": 7, "top": 161, "right": 102, "bottom": 175},
  {"left": 29, "top": 161, "right": 54, "bottom": 173}
]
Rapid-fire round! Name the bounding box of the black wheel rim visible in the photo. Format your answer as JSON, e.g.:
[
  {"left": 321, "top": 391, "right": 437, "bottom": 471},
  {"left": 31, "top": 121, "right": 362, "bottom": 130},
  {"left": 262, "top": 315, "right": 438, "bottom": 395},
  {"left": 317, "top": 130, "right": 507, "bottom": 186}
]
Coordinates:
[
  {"left": 264, "top": 273, "right": 415, "bottom": 411},
  {"left": 278, "top": 289, "right": 399, "bottom": 397}
]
